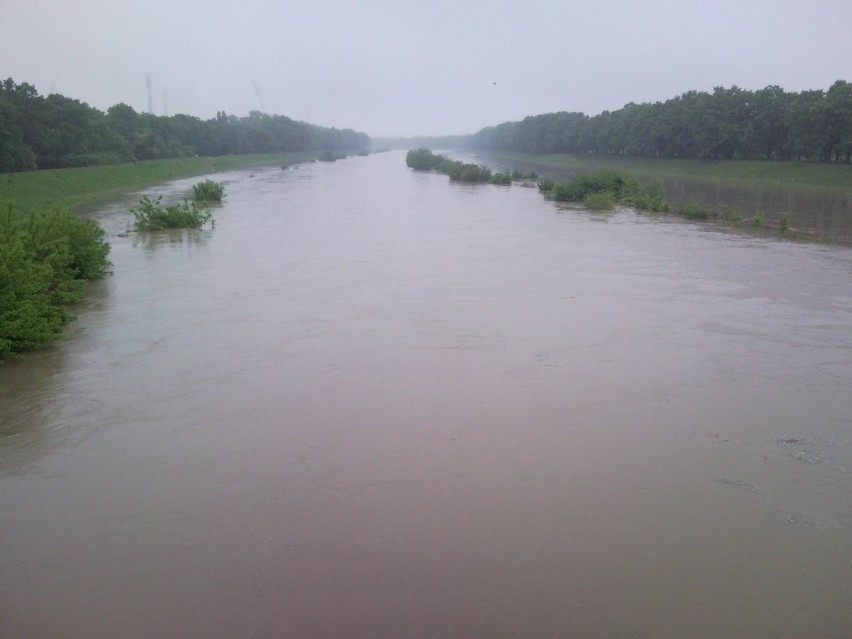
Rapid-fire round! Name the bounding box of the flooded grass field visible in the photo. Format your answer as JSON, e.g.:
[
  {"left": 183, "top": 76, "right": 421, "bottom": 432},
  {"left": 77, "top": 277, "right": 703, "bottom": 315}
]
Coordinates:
[{"left": 2, "top": 151, "right": 851, "bottom": 637}]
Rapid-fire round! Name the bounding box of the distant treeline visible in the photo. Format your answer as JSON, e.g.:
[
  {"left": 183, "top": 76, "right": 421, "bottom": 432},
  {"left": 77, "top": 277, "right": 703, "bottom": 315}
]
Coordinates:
[
  {"left": 0, "top": 78, "right": 370, "bottom": 173},
  {"left": 472, "top": 82, "right": 852, "bottom": 162}
]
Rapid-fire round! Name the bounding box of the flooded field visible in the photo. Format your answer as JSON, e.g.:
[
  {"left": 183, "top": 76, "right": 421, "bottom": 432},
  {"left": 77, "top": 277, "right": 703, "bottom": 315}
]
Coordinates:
[
  {"left": 2, "top": 150, "right": 851, "bottom": 637},
  {"left": 465, "top": 151, "right": 852, "bottom": 244}
]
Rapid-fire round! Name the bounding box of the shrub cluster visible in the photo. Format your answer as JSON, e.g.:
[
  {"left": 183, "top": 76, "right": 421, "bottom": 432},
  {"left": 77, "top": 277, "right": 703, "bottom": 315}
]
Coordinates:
[
  {"left": 440, "top": 159, "right": 493, "bottom": 183},
  {"left": 676, "top": 200, "right": 713, "bottom": 220},
  {"left": 547, "top": 170, "right": 667, "bottom": 212},
  {"left": 192, "top": 179, "right": 225, "bottom": 202},
  {"left": 0, "top": 206, "right": 110, "bottom": 357},
  {"left": 537, "top": 178, "right": 555, "bottom": 192},
  {"left": 133, "top": 195, "right": 213, "bottom": 231},
  {"left": 319, "top": 150, "right": 347, "bottom": 162},
  {"left": 582, "top": 192, "right": 617, "bottom": 210},
  {"left": 406, "top": 148, "right": 522, "bottom": 185},
  {"left": 405, "top": 148, "right": 444, "bottom": 170},
  {"left": 490, "top": 170, "right": 513, "bottom": 186}
]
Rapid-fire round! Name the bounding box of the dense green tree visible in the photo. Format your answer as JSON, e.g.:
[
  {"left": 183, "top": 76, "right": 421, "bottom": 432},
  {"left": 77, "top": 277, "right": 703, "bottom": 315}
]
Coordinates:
[
  {"left": 472, "top": 81, "right": 851, "bottom": 163},
  {"left": 824, "top": 80, "right": 852, "bottom": 162},
  {"left": 0, "top": 78, "right": 370, "bottom": 174}
]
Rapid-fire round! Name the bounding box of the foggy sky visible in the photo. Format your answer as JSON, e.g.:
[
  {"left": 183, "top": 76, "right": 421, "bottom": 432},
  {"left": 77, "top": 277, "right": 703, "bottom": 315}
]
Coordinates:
[{"left": 2, "top": 0, "right": 849, "bottom": 137}]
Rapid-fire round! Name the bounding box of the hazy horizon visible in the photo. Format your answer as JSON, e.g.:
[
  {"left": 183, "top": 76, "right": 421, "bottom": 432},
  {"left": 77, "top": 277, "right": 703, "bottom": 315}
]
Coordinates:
[{"left": 2, "top": 0, "right": 849, "bottom": 138}]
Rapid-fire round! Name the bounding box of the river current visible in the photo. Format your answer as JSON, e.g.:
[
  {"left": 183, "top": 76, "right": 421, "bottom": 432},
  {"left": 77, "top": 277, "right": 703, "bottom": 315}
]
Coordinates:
[{"left": 2, "top": 151, "right": 851, "bottom": 637}]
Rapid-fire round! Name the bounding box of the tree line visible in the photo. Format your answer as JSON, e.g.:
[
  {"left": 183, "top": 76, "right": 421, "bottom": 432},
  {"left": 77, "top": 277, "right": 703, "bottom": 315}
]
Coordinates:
[
  {"left": 0, "top": 78, "right": 370, "bottom": 173},
  {"left": 471, "top": 81, "right": 852, "bottom": 162}
]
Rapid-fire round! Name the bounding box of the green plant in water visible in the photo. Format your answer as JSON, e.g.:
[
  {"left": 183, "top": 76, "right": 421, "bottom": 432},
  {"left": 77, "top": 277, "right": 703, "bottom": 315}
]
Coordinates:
[
  {"left": 319, "top": 150, "right": 346, "bottom": 162},
  {"left": 721, "top": 208, "right": 742, "bottom": 224},
  {"left": 549, "top": 170, "right": 667, "bottom": 212},
  {"left": 512, "top": 169, "right": 538, "bottom": 180},
  {"left": 752, "top": 210, "right": 765, "bottom": 227},
  {"left": 583, "top": 192, "right": 616, "bottom": 210},
  {"left": 0, "top": 205, "right": 111, "bottom": 357},
  {"left": 133, "top": 195, "right": 213, "bottom": 230},
  {"left": 676, "top": 200, "right": 712, "bottom": 220},
  {"left": 192, "top": 179, "right": 224, "bottom": 202},
  {"left": 406, "top": 148, "right": 444, "bottom": 170},
  {"left": 490, "top": 170, "right": 513, "bottom": 185},
  {"left": 537, "top": 178, "right": 555, "bottom": 192}
]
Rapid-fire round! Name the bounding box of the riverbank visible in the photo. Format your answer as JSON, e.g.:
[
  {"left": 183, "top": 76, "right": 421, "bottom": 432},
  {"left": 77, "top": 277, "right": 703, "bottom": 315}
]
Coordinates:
[
  {"left": 0, "top": 152, "right": 317, "bottom": 212},
  {"left": 484, "top": 152, "right": 852, "bottom": 191}
]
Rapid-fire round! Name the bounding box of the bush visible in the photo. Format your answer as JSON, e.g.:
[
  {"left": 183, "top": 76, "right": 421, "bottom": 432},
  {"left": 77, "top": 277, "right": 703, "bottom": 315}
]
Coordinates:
[
  {"left": 720, "top": 208, "right": 742, "bottom": 224},
  {"left": 0, "top": 205, "right": 110, "bottom": 357},
  {"left": 583, "top": 192, "right": 616, "bottom": 210},
  {"left": 780, "top": 215, "right": 789, "bottom": 231},
  {"left": 537, "top": 178, "right": 555, "bottom": 192},
  {"left": 133, "top": 195, "right": 213, "bottom": 230},
  {"left": 457, "top": 164, "right": 492, "bottom": 183},
  {"left": 676, "top": 200, "right": 712, "bottom": 220},
  {"left": 512, "top": 169, "right": 538, "bottom": 180},
  {"left": 406, "top": 148, "right": 444, "bottom": 170},
  {"left": 552, "top": 170, "right": 652, "bottom": 205},
  {"left": 623, "top": 179, "right": 666, "bottom": 211},
  {"left": 552, "top": 170, "right": 638, "bottom": 202},
  {"left": 319, "top": 150, "right": 346, "bottom": 162},
  {"left": 192, "top": 179, "right": 224, "bottom": 202},
  {"left": 404, "top": 149, "right": 520, "bottom": 186},
  {"left": 490, "top": 170, "right": 513, "bottom": 185},
  {"left": 752, "top": 210, "right": 765, "bottom": 227}
]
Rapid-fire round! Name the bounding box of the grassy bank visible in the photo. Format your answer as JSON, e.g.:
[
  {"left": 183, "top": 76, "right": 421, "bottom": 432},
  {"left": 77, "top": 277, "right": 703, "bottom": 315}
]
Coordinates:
[
  {"left": 485, "top": 152, "right": 852, "bottom": 191},
  {"left": 0, "top": 152, "right": 317, "bottom": 212}
]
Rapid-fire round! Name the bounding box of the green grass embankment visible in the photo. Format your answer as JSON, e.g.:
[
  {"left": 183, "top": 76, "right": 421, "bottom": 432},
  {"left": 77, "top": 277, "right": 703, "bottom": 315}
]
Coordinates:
[
  {"left": 0, "top": 152, "right": 317, "bottom": 212},
  {"left": 486, "top": 152, "right": 852, "bottom": 191}
]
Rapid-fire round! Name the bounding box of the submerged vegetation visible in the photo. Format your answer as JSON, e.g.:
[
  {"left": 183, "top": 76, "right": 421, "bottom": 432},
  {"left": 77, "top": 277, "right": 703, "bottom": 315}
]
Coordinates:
[
  {"left": 405, "top": 148, "right": 536, "bottom": 185},
  {"left": 319, "top": 150, "right": 348, "bottom": 162},
  {"left": 406, "top": 150, "right": 814, "bottom": 241},
  {"left": 133, "top": 195, "right": 213, "bottom": 231},
  {"left": 192, "top": 179, "right": 224, "bottom": 203},
  {"left": 544, "top": 170, "right": 667, "bottom": 212},
  {"left": 675, "top": 200, "right": 712, "bottom": 220},
  {"left": 0, "top": 205, "right": 110, "bottom": 358}
]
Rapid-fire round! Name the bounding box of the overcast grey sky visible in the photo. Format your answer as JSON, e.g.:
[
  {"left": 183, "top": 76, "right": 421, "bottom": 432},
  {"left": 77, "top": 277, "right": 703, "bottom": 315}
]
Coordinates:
[{"left": 2, "top": 0, "right": 849, "bottom": 137}]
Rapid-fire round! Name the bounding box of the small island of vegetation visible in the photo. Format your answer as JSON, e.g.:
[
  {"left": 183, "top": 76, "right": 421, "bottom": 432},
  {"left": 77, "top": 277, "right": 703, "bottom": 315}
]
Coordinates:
[
  {"left": 132, "top": 195, "right": 213, "bottom": 231},
  {"left": 192, "top": 179, "right": 224, "bottom": 203},
  {"left": 406, "top": 148, "right": 536, "bottom": 185},
  {"left": 539, "top": 170, "right": 667, "bottom": 212}
]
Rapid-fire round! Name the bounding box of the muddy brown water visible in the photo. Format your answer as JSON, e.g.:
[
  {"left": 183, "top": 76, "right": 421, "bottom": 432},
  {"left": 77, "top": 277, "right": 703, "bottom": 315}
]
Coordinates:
[{"left": 2, "top": 151, "right": 852, "bottom": 638}]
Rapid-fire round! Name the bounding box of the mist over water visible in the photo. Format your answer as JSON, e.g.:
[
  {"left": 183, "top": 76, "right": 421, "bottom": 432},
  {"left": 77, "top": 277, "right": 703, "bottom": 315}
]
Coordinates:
[{"left": 2, "top": 151, "right": 851, "bottom": 637}]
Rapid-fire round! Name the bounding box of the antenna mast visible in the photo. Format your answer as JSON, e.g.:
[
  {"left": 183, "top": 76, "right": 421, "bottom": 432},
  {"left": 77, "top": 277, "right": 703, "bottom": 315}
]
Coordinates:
[{"left": 145, "top": 73, "right": 153, "bottom": 114}]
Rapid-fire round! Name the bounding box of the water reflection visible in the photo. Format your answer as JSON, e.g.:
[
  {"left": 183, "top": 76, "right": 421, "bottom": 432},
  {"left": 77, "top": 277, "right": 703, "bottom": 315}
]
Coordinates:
[{"left": 132, "top": 228, "right": 213, "bottom": 252}]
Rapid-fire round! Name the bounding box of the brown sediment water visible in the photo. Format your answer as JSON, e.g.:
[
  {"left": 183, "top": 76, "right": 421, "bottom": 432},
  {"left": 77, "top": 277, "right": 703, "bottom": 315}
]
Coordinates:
[{"left": 2, "top": 151, "right": 851, "bottom": 638}]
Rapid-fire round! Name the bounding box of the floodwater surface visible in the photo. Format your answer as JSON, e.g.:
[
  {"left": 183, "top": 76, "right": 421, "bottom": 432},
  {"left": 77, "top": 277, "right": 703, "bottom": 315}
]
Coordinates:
[
  {"left": 2, "top": 151, "right": 852, "bottom": 638},
  {"left": 464, "top": 151, "right": 852, "bottom": 243}
]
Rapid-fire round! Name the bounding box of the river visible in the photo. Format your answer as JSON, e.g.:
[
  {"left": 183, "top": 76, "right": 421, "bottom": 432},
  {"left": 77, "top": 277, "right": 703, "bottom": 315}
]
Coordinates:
[{"left": 2, "top": 150, "right": 851, "bottom": 638}]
